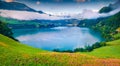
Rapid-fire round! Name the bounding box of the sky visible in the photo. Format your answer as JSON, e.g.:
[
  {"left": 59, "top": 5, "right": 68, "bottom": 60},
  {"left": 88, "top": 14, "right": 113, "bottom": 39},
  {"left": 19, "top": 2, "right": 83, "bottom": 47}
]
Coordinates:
[{"left": 3, "top": 0, "right": 118, "bottom": 15}]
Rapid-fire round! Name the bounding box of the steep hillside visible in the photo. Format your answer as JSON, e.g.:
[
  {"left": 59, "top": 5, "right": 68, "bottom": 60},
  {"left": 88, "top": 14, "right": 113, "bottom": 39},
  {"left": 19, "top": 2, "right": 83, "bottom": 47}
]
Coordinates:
[{"left": 93, "top": 11, "right": 120, "bottom": 41}]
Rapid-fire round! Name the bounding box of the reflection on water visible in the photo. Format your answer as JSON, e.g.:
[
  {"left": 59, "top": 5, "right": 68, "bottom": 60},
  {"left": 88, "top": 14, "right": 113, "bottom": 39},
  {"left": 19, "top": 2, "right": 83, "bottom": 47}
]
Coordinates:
[{"left": 13, "top": 27, "right": 104, "bottom": 50}]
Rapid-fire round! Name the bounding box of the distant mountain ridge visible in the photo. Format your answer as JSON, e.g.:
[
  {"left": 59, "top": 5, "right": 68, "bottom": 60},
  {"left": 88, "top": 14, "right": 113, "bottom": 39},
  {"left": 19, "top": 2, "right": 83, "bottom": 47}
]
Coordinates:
[
  {"left": 0, "top": 1, "right": 44, "bottom": 14},
  {"left": 99, "top": 0, "right": 120, "bottom": 13}
]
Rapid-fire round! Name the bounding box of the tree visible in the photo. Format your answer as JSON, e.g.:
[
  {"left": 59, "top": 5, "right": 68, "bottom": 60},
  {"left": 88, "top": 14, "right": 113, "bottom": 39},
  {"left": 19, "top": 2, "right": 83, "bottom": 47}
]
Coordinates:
[
  {"left": 92, "top": 42, "right": 101, "bottom": 49},
  {"left": 74, "top": 48, "right": 85, "bottom": 52},
  {"left": 0, "top": 21, "right": 17, "bottom": 41},
  {"left": 53, "top": 49, "right": 60, "bottom": 52},
  {"left": 84, "top": 45, "right": 93, "bottom": 52}
]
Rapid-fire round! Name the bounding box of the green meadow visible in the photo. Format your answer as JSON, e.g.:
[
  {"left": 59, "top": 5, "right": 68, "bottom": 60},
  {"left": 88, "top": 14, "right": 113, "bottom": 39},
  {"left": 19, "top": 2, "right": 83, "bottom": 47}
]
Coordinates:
[
  {"left": 0, "top": 34, "right": 120, "bottom": 66},
  {"left": 84, "top": 39, "right": 120, "bottom": 58}
]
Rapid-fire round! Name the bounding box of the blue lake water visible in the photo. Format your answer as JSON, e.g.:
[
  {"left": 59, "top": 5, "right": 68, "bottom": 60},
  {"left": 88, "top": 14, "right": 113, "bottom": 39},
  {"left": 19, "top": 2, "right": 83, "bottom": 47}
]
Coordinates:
[{"left": 13, "top": 27, "right": 104, "bottom": 51}]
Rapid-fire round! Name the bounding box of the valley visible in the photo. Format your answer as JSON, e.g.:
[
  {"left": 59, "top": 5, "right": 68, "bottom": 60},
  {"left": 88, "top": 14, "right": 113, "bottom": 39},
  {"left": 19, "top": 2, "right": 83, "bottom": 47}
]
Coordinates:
[{"left": 0, "top": 0, "right": 120, "bottom": 66}]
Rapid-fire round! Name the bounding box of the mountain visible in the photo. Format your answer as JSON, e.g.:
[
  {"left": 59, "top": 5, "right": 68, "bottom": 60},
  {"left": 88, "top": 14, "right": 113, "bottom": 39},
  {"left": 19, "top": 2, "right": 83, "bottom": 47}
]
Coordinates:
[
  {"left": 99, "top": 6, "right": 112, "bottom": 13},
  {"left": 0, "top": 1, "right": 44, "bottom": 14},
  {"left": 93, "top": 11, "right": 120, "bottom": 40},
  {"left": 0, "top": 1, "right": 35, "bottom": 12},
  {"left": 0, "top": 1, "right": 65, "bottom": 20},
  {"left": 38, "top": 11, "right": 45, "bottom": 14},
  {"left": 99, "top": 0, "right": 120, "bottom": 13}
]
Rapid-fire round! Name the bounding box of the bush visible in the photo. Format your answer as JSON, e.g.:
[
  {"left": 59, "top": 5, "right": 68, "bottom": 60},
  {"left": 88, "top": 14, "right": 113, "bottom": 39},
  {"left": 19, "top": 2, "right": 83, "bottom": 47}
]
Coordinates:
[
  {"left": 84, "top": 45, "right": 93, "bottom": 52},
  {"left": 62, "top": 50, "right": 73, "bottom": 53},
  {"left": 74, "top": 48, "right": 85, "bottom": 52},
  {"left": 92, "top": 42, "right": 102, "bottom": 49},
  {"left": 53, "top": 49, "right": 60, "bottom": 52},
  {"left": 74, "top": 42, "right": 106, "bottom": 52},
  {"left": 53, "top": 49, "right": 73, "bottom": 53},
  {"left": 92, "top": 42, "right": 106, "bottom": 49}
]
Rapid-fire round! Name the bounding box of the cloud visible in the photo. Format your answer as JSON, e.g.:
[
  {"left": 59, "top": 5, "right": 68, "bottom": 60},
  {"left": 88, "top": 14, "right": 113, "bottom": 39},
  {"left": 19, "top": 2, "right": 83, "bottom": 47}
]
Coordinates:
[
  {"left": 0, "top": 9, "right": 68, "bottom": 20},
  {"left": 75, "top": 0, "right": 86, "bottom": 3},
  {"left": 36, "top": 1, "right": 40, "bottom": 5},
  {"left": 72, "top": 8, "right": 120, "bottom": 19},
  {"left": 0, "top": 8, "right": 119, "bottom": 20},
  {"left": 5, "top": 0, "right": 14, "bottom": 2},
  {"left": 80, "top": 9, "right": 100, "bottom": 19},
  {"left": 54, "top": 0, "right": 63, "bottom": 2}
]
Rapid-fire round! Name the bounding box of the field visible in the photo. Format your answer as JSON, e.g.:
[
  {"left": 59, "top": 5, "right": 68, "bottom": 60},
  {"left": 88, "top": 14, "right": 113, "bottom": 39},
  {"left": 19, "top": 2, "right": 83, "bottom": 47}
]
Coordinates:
[{"left": 0, "top": 34, "right": 120, "bottom": 66}]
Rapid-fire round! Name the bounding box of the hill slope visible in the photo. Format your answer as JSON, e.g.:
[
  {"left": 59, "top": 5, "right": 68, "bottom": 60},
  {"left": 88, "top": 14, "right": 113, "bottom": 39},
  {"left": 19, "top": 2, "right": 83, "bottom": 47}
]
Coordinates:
[
  {"left": 0, "top": 34, "right": 120, "bottom": 66},
  {"left": 0, "top": 1, "right": 44, "bottom": 14},
  {"left": 0, "top": 1, "right": 35, "bottom": 12},
  {"left": 99, "top": 0, "right": 120, "bottom": 13},
  {"left": 0, "top": 34, "right": 46, "bottom": 54},
  {"left": 92, "top": 11, "right": 120, "bottom": 41},
  {"left": 84, "top": 39, "right": 120, "bottom": 58}
]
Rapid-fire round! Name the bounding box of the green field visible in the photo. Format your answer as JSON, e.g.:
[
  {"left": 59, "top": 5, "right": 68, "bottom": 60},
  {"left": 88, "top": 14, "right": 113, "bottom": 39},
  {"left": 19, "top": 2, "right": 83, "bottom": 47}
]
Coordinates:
[
  {"left": 84, "top": 39, "right": 120, "bottom": 58},
  {"left": 0, "top": 34, "right": 120, "bottom": 66}
]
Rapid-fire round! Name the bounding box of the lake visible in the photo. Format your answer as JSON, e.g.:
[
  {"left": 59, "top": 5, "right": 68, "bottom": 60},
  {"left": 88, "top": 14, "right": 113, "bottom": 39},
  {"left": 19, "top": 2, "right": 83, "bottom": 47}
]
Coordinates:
[{"left": 13, "top": 27, "right": 104, "bottom": 51}]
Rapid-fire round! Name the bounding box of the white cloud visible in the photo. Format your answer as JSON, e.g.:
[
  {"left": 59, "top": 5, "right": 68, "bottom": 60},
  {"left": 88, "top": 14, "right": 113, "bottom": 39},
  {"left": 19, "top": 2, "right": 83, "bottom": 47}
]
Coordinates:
[
  {"left": 36, "top": 1, "right": 40, "bottom": 5},
  {"left": 75, "top": 0, "right": 86, "bottom": 3},
  {"left": 72, "top": 8, "right": 120, "bottom": 19},
  {"left": 0, "top": 8, "right": 120, "bottom": 20},
  {"left": 80, "top": 9, "right": 100, "bottom": 19},
  {"left": 0, "top": 9, "right": 67, "bottom": 20}
]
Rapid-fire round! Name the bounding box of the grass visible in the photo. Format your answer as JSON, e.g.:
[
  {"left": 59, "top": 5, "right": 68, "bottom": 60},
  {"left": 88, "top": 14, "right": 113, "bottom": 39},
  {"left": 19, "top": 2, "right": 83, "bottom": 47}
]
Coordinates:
[
  {"left": 83, "top": 39, "right": 120, "bottom": 58},
  {"left": 0, "top": 34, "right": 120, "bottom": 66},
  {"left": 113, "top": 33, "right": 120, "bottom": 40},
  {"left": 0, "top": 34, "right": 47, "bottom": 54}
]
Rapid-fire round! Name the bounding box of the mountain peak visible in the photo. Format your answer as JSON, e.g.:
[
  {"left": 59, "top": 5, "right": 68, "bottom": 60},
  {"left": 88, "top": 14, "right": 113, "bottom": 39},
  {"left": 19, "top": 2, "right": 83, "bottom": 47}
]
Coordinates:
[
  {"left": 99, "top": 0, "right": 120, "bottom": 13},
  {"left": 0, "top": 1, "right": 35, "bottom": 12},
  {"left": 0, "top": 1, "right": 44, "bottom": 14}
]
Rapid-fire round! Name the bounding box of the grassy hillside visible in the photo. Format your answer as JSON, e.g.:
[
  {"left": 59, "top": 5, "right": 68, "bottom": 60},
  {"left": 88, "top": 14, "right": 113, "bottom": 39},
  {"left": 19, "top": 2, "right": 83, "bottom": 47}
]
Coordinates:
[
  {"left": 0, "top": 34, "right": 120, "bottom": 66},
  {"left": 0, "top": 34, "right": 47, "bottom": 54},
  {"left": 84, "top": 39, "right": 120, "bottom": 58}
]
